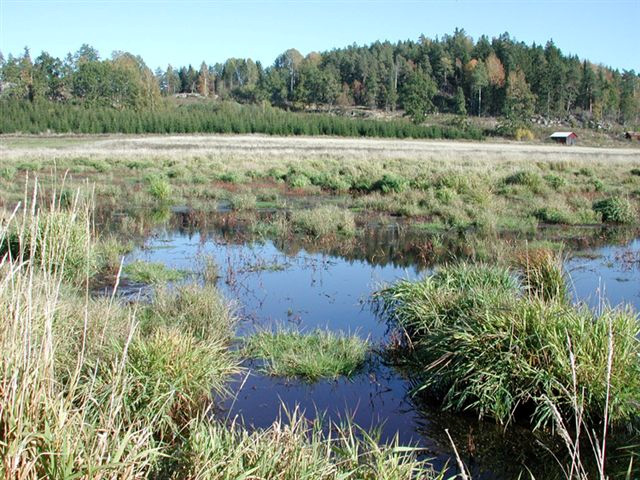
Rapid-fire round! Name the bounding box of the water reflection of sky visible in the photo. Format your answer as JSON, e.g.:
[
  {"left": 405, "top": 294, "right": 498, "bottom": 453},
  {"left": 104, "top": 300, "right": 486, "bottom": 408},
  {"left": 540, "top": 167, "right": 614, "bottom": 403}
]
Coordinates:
[
  {"left": 568, "top": 237, "right": 640, "bottom": 312},
  {"left": 120, "top": 226, "right": 640, "bottom": 480}
]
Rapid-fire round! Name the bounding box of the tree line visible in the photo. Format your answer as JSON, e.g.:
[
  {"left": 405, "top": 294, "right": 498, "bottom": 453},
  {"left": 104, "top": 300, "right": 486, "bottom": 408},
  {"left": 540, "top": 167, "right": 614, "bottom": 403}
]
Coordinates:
[{"left": 1, "top": 29, "right": 639, "bottom": 130}]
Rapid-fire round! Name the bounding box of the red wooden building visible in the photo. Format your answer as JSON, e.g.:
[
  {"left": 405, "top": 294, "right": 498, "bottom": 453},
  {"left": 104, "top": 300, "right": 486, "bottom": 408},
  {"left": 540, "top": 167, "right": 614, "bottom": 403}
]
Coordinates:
[{"left": 549, "top": 132, "right": 578, "bottom": 145}]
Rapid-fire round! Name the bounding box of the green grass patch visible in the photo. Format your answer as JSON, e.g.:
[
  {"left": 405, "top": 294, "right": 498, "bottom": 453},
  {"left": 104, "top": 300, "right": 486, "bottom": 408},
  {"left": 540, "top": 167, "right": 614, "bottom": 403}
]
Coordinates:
[
  {"left": 376, "top": 262, "right": 640, "bottom": 428},
  {"left": 291, "top": 205, "right": 356, "bottom": 237},
  {"left": 592, "top": 196, "right": 636, "bottom": 224},
  {"left": 147, "top": 176, "right": 173, "bottom": 202},
  {"left": 123, "top": 260, "right": 186, "bottom": 284},
  {"left": 243, "top": 329, "right": 369, "bottom": 381}
]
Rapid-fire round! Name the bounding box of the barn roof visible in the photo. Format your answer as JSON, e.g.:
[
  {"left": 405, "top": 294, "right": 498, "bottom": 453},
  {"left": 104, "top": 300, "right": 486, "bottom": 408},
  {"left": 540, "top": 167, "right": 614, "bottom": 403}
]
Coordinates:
[{"left": 550, "top": 132, "right": 577, "bottom": 138}]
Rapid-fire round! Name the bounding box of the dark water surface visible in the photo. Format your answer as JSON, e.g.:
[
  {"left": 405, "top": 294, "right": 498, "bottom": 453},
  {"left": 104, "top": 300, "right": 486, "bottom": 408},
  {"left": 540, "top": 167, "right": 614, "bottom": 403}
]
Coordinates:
[{"left": 106, "top": 211, "right": 639, "bottom": 479}]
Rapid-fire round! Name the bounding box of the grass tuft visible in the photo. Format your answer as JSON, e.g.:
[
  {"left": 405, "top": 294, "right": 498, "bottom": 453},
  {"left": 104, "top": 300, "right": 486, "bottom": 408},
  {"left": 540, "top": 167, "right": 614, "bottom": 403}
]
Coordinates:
[
  {"left": 514, "top": 247, "right": 568, "bottom": 303},
  {"left": 123, "top": 260, "right": 186, "bottom": 284},
  {"left": 592, "top": 196, "right": 636, "bottom": 224},
  {"left": 173, "top": 409, "right": 434, "bottom": 480},
  {"left": 376, "top": 263, "right": 640, "bottom": 428},
  {"left": 147, "top": 176, "right": 173, "bottom": 202},
  {"left": 291, "top": 205, "right": 356, "bottom": 237},
  {"left": 243, "top": 329, "right": 369, "bottom": 381}
]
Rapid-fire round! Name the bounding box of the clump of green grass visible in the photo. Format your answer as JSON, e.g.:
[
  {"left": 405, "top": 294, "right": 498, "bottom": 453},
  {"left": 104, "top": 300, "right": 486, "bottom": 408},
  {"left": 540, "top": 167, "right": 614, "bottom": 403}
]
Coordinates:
[
  {"left": 218, "top": 171, "right": 243, "bottom": 184},
  {"left": 291, "top": 205, "right": 356, "bottom": 237},
  {"left": 173, "top": 409, "right": 433, "bottom": 480},
  {"left": 229, "top": 192, "right": 257, "bottom": 211},
  {"left": 534, "top": 206, "right": 576, "bottom": 225},
  {"left": 592, "top": 196, "right": 636, "bottom": 223},
  {"left": 504, "top": 170, "right": 543, "bottom": 191},
  {"left": 376, "top": 263, "right": 640, "bottom": 428},
  {"left": 123, "top": 260, "right": 185, "bottom": 284},
  {"left": 544, "top": 173, "right": 567, "bottom": 190},
  {"left": 514, "top": 247, "right": 568, "bottom": 303},
  {"left": 95, "top": 235, "right": 135, "bottom": 273},
  {"left": 101, "top": 325, "right": 238, "bottom": 436},
  {"left": 286, "top": 172, "right": 312, "bottom": 189},
  {"left": 1, "top": 206, "right": 96, "bottom": 284},
  {"left": 243, "top": 329, "right": 369, "bottom": 381},
  {"left": 140, "top": 283, "right": 234, "bottom": 341},
  {"left": 372, "top": 174, "right": 409, "bottom": 194},
  {"left": 0, "top": 166, "right": 17, "bottom": 180},
  {"left": 147, "top": 176, "right": 173, "bottom": 202},
  {"left": 631, "top": 168, "right": 640, "bottom": 176},
  {"left": 0, "top": 194, "right": 244, "bottom": 478}
]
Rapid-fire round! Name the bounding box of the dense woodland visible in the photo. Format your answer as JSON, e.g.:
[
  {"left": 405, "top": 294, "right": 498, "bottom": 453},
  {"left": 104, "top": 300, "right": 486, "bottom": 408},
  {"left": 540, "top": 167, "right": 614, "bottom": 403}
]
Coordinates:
[{"left": 1, "top": 29, "right": 639, "bottom": 135}]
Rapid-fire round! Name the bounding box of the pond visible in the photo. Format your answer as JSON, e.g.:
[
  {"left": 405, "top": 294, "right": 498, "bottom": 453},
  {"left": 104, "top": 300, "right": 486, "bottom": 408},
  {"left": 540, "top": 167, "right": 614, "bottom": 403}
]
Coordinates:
[{"left": 99, "top": 209, "right": 640, "bottom": 479}]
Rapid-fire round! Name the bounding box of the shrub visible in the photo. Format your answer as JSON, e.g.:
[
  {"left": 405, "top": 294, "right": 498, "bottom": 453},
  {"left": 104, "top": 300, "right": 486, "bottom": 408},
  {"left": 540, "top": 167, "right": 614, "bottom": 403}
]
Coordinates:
[
  {"left": 514, "top": 128, "right": 535, "bottom": 141},
  {"left": 631, "top": 168, "right": 640, "bottom": 176},
  {"left": 592, "top": 197, "right": 635, "bottom": 223}
]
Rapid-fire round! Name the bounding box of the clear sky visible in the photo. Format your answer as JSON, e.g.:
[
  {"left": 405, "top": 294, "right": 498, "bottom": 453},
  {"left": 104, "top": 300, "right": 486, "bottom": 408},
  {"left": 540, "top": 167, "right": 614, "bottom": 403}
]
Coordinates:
[{"left": 1, "top": 0, "right": 638, "bottom": 72}]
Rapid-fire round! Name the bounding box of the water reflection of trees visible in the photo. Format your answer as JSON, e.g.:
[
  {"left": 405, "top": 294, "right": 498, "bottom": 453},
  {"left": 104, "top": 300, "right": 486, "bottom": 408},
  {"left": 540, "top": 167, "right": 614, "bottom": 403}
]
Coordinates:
[{"left": 94, "top": 207, "right": 640, "bottom": 271}]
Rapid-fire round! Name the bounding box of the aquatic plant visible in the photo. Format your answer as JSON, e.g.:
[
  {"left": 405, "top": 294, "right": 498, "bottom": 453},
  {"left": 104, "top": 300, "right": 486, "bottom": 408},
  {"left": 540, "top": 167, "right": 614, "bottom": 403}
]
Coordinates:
[
  {"left": 243, "top": 329, "right": 369, "bottom": 381},
  {"left": 229, "top": 192, "right": 257, "bottom": 211},
  {"left": 147, "top": 176, "right": 173, "bottom": 202},
  {"left": 123, "top": 260, "right": 186, "bottom": 284},
  {"left": 291, "top": 205, "right": 356, "bottom": 237},
  {"left": 376, "top": 263, "right": 640, "bottom": 428},
  {"left": 173, "top": 409, "right": 435, "bottom": 480},
  {"left": 514, "top": 247, "right": 568, "bottom": 303}
]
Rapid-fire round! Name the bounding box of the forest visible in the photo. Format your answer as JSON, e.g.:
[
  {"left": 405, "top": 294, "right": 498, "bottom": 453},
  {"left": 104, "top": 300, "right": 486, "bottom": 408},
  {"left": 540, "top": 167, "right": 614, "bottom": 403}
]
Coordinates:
[{"left": 1, "top": 29, "right": 639, "bottom": 134}]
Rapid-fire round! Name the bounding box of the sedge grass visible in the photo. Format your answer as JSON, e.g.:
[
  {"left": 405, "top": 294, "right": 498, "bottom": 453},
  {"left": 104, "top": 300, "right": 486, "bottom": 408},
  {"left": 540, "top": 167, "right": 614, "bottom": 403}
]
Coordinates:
[
  {"left": 172, "top": 408, "right": 438, "bottom": 480},
  {"left": 0, "top": 185, "right": 440, "bottom": 479},
  {"left": 376, "top": 262, "right": 640, "bottom": 429},
  {"left": 291, "top": 205, "right": 357, "bottom": 237},
  {"left": 123, "top": 259, "right": 186, "bottom": 284},
  {"left": 243, "top": 329, "right": 369, "bottom": 381}
]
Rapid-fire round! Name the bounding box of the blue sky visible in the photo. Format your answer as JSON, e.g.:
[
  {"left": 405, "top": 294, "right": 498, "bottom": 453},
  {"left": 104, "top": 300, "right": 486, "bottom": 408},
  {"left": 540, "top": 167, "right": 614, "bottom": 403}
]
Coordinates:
[{"left": 1, "top": 1, "right": 638, "bottom": 71}]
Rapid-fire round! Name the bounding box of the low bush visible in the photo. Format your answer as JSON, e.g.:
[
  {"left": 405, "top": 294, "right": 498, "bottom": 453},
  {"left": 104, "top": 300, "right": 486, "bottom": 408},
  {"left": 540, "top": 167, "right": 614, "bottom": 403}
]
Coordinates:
[{"left": 514, "top": 128, "right": 535, "bottom": 141}]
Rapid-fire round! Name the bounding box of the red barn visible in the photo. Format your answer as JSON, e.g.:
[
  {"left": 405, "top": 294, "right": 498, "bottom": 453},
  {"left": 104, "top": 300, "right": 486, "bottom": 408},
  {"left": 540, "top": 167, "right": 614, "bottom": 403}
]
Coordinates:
[{"left": 549, "top": 132, "right": 578, "bottom": 145}]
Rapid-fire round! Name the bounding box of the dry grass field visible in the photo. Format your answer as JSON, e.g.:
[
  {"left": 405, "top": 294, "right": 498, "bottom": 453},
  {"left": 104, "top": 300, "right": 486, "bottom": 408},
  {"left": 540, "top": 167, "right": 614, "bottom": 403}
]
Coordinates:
[{"left": 2, "top": 133, "right": 639, "bottom": 164}]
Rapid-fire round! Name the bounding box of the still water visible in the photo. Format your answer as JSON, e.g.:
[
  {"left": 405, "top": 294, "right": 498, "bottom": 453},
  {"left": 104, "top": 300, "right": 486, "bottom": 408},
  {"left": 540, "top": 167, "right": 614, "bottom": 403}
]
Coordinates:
[{"left": 106, "top": 211, "right": 640, "bottom": 479}]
